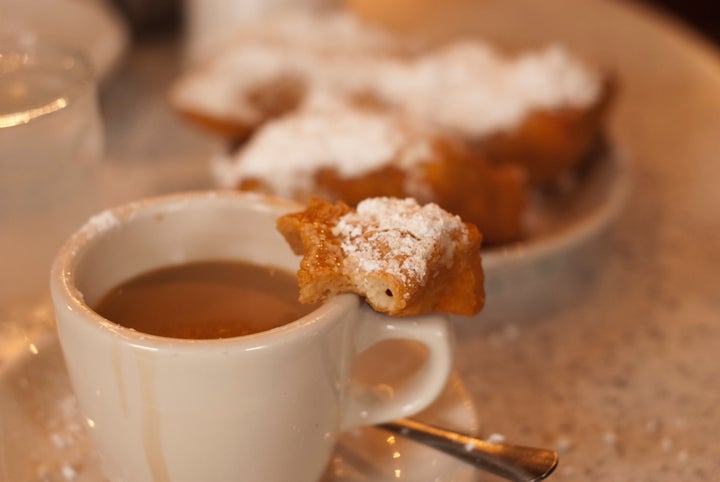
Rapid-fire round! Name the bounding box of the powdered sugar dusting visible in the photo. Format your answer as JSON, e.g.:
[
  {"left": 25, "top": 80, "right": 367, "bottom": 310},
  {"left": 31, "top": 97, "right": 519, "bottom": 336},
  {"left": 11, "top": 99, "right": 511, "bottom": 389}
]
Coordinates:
[
  {"left": 172, "top": 10, "right": 406, "bottom": 123},
  {"left": 174, "top": 14, "right": 602, "bottom": 135},
  {"left": 214, "top": 96, "right": 431, "bottom": 194},
  {"left": 369, "top": 42, "right": 602, "bottom": 136},
  {"left": 173, "top": 43, "right": 304, "bottom": 123},
  {"left": 331, "top": 198, "right": 467, "bottom": 289}
]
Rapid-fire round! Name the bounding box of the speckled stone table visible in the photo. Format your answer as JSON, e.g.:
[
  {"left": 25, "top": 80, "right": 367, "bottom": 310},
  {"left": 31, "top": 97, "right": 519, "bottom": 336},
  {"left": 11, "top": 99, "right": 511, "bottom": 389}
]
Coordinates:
[
  {"left": 439, "top": 1, "right": 720, "bottom": 480},
  {"left": 1, "top": 1, "right": 718, "bottom": 481},
  {"left": 343, "top": 0, "right": 720, "bottom": 479}
]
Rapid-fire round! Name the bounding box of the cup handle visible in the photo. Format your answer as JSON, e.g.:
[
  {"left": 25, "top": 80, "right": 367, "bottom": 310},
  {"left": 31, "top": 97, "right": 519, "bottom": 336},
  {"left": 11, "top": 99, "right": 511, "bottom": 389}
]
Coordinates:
[{"left": 340, "top": 304, "right": 454, "bottom": 430}]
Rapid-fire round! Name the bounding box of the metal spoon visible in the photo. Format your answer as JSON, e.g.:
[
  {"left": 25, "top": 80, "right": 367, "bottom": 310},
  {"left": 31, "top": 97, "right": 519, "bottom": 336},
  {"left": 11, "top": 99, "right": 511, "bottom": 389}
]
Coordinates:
[{"left": 379, "top": 419, "right": 559, "bottom": 482}]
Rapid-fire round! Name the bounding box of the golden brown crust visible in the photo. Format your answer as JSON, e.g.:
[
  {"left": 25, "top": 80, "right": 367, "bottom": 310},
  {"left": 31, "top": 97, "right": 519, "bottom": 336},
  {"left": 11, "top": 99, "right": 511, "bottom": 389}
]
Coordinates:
[
  {"left": 277, "top": 198, "right": 485, "bottom": 317},
  {"left": 177, "top": 110, "right": 256, "bottom": 141},
  {"left": 173, "top": 74, "right": 307, "bottom": 141},
  {"left": 478, "top": 78, "right": 615, "bottom": 186},
  {"left": 234, "top": 131, "right": 528, "bottom": 245},
  {"left": 421, "top": 138, "right": 528, "bottom": 246},
  {"left": 277, "top": 199, "right": 353, "bottom": 305},
  {"left": 244, "top": 75, "right": 307, "bottom": 124}
]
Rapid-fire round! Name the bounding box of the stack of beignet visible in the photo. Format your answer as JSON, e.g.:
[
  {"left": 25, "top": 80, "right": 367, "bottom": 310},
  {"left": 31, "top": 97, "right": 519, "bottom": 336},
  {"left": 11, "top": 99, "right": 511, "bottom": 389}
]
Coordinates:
[{"left": 171, "top": 10, "right": 613, "bottom": 245}]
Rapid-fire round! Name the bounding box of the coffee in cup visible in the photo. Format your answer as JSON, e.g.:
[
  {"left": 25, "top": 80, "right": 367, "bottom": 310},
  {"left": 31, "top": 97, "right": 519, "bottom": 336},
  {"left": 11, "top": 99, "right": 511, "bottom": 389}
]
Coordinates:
[{"left": 94, "top": 260, "right": 316, "bottom": 339}]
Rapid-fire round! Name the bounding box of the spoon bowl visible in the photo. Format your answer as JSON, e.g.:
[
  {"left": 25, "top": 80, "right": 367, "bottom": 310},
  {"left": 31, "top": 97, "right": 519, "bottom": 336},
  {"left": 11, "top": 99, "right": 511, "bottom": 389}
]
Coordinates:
[{"left": 380, "top": 419, "right": 558, "bottom": 482}]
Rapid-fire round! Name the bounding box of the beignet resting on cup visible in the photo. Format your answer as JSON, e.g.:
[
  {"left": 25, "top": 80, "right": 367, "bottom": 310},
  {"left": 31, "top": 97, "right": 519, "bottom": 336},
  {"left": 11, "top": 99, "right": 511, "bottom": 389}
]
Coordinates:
[
  {"left": 277, "top": 197, "right": 485, "bottom": 317},
  {"left": 212, "top": 96, "right": 528, "bottom": 245}
]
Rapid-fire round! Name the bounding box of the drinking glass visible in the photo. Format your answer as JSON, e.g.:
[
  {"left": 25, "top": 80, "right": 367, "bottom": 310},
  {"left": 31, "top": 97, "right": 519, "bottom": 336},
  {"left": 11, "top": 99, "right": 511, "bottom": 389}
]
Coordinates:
[{"left": 0, "top": 35, "right": 104, "bottom": 304}]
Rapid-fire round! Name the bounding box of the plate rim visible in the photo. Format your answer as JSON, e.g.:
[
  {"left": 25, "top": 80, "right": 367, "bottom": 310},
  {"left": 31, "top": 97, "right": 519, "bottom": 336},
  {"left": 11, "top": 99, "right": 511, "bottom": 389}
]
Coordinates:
[{"left": 482, "top": 146, "right": 631, "bottom": 273}]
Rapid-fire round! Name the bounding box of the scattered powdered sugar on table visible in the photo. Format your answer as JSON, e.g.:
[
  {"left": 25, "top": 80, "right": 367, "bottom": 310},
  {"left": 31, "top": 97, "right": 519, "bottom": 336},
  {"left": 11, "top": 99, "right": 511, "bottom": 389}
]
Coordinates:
[
  {"left": 484, "top": 433, "right": 507, "bottom": 445},
  {"left": 79, "top": 209, "right": 119, "bottom": 237},
  {"left": 332, "top": 198, "right": 467, "bottom": 287}
]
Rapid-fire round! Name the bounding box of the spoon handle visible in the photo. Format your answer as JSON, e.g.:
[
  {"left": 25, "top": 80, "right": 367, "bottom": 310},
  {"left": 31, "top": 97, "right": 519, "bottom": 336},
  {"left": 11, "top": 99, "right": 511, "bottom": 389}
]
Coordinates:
[{"left": 379, "top": 419, "right": 558, "bottom": 482}]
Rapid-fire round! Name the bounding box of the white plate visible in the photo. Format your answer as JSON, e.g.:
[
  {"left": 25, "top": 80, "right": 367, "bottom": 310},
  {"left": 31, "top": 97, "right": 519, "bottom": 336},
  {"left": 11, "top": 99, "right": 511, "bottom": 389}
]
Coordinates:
[
  {"left": 0, "top": 300, "right": 480, "bottom": 482},
  {"left": 0, "top": 0, "right": 129, "bottom": 80},
  {"left": 482, "top": 146, "right": 630, "bottom": 273}
]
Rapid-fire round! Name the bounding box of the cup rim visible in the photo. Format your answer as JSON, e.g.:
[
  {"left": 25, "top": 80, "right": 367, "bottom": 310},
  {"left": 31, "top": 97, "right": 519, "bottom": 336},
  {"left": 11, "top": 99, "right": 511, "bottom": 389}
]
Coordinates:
[{"left": 50, "top": 190, "right": 360, "bottom": 350}]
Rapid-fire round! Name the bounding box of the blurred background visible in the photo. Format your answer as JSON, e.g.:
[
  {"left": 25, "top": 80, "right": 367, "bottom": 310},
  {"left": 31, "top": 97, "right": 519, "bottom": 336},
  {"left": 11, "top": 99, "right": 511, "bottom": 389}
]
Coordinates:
[
  {"left": 646, "top": 0, "right": 719, "bottom": 43},
  {"left": 107, "top": 0, "right": 720, "bottom": 45}
]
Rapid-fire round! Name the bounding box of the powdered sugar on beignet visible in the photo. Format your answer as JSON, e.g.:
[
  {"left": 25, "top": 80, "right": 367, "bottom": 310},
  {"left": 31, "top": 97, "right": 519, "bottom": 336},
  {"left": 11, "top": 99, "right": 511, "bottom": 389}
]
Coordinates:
[
  {"left": 212, "top": 94, "right": 433, "bottom": 197},
  {"left": 277, "top": 197, "right": 485, "bottom": 316}
]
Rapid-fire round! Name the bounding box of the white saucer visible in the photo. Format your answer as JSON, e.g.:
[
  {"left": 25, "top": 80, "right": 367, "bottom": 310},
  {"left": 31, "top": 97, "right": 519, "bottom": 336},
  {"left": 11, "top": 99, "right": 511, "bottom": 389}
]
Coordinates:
[
  {"left": 482, "top": 146, "right": 630, "bottom": 273},
  {"left": 0, "top": 300, "right": 479, "bottom": 482},
  {"left": 0, "top": 0, "right": 129, "bottom": 80}
]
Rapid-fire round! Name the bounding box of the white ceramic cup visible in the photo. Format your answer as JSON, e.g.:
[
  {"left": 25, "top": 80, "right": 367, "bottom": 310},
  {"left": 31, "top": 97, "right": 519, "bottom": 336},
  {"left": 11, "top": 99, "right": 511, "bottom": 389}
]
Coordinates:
[{"left": 50, "top": 191, "right": 454, "bottom": 482}]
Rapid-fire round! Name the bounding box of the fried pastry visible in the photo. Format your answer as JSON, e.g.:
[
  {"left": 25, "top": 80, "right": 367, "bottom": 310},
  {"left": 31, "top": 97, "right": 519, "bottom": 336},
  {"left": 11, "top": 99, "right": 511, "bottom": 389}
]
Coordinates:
[
  {"left": 170, "top": 10, "right": 416, "bottom": 140},
  {"left": 171, "top": 11, "right": 614, "bottom": 249},
  {"left": 359, "top": 42, "right": 612, "bottom": 186},
  {"left": 475, "top": 79, "right": 615, "bottom": 185},
  {"left": 277, "top": 197, "right": 485, "bottom": 316},
  {"left": 212, "top": 96, "right": 528, "bottom": 245},
  {"left": 170, "top": 43, "right": 310, "bottom": 140},
  {"left": 173, "top": 29, "right": 611, "bottom": 187}
]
